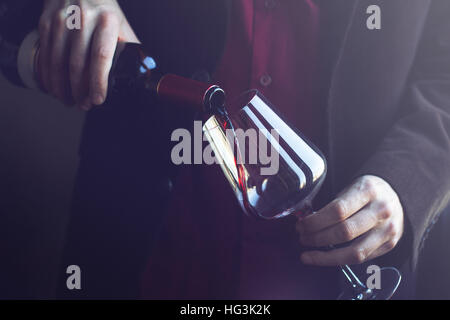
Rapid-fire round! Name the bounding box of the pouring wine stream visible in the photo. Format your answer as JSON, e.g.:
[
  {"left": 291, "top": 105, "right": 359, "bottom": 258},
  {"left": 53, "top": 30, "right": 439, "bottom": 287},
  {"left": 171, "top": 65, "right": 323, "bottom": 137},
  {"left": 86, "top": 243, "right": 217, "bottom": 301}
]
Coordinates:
[{"left": 204, "top": 90, "right": 402, "bottom": 300}]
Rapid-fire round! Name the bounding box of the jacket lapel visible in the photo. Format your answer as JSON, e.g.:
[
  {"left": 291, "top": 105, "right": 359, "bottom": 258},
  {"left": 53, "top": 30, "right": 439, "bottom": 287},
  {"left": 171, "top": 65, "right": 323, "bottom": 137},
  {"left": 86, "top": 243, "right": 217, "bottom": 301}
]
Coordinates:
[
  {"left": 316, "top": 0, "right": 359, "bottom": 190},
  {"left": 325, "top": 0, "right": 432, "bottom": 191}
]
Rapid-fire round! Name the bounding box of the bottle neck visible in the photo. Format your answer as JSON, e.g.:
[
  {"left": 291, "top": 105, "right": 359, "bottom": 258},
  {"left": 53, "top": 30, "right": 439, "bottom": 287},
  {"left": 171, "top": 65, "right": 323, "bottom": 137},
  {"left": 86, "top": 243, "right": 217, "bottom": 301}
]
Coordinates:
[
  {"left": 111, "top": 42, "right": 226, "bottom": 114},
  {"left": 156, "top": 74, "right": 225, "bottom": 114}
]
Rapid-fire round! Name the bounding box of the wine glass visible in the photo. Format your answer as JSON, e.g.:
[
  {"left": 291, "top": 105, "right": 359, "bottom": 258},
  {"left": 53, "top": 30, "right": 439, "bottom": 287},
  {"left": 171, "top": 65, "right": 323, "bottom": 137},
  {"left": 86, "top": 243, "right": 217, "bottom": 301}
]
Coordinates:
[{"left": 203, "top": 90, "right": 402, "bottom": 300}]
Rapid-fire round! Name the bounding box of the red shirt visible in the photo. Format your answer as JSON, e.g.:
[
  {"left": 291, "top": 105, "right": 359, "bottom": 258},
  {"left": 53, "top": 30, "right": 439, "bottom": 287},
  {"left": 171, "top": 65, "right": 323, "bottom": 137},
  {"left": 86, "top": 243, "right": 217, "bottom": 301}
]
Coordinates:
[
  {"left": 214, "top": 0, "right": 321, "bottom": 141},
  {"left": 142, "top": 0, "right": 336, "bottom": 299}
]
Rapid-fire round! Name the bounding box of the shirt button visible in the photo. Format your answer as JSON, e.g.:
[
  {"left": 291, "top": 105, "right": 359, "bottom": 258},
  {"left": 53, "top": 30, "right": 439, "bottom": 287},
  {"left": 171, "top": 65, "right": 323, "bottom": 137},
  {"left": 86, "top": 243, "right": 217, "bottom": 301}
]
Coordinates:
[
  {"left": 260, "top": 74, "right": 272, "bottom": 87},
  {"left": 265, "top": 0, "right": 278, "bottom": 10}
]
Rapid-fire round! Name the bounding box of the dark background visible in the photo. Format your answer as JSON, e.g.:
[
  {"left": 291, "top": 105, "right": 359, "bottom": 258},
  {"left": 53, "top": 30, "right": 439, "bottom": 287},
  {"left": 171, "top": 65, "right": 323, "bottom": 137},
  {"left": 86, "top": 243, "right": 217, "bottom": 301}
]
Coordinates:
[{"left": 0, "top": 74, "right": 84, "bottom": 299}]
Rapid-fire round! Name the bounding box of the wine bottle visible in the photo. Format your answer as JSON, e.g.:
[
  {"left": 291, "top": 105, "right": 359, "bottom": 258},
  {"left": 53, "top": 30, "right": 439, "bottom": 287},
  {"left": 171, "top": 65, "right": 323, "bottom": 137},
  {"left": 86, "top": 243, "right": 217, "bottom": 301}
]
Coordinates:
[{"left": 0, "top": 30, "right": 226, "bottom": 114}]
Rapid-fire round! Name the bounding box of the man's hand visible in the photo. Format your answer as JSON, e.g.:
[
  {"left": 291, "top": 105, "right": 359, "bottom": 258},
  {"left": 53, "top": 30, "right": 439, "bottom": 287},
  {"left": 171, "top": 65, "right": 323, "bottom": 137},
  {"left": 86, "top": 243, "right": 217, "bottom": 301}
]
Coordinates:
[
  {"left": 38, "top": 0, "right": 139, "bottom": 110},
  {"left": 296, "top": 175, "right": 404, "bottom": 266}
]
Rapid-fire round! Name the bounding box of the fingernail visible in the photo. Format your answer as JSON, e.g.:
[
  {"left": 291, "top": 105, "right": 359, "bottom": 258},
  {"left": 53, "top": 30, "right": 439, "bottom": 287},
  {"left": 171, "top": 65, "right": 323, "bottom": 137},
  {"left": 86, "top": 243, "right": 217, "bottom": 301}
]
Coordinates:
[
  {"left": 80, "top": 103, "right": 92, "bottom": 111},
  {"left": 92, "top": 94, "right": 104, "bottom": 106}
]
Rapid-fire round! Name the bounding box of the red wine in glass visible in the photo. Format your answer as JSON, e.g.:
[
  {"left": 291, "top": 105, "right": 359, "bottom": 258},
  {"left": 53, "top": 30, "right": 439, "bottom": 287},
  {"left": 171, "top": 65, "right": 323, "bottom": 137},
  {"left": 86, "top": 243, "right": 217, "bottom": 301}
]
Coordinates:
[{"left": 203, "top": 90, "right": 402, "bottom": 300}]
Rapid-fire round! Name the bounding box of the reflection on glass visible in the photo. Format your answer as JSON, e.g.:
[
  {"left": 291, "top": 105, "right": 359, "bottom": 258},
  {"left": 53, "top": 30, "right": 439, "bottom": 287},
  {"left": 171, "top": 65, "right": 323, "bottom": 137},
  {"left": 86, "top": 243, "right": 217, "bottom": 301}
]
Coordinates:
[{"left": 203, "top": 90, "right": 402, "bottom": 300}]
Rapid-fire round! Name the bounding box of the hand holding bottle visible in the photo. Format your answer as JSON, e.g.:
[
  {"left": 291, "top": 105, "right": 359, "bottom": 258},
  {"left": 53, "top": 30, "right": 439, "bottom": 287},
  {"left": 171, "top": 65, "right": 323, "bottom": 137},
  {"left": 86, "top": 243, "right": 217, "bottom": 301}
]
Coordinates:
[{"left": 38, "top": 0, "right": 139, "bottom": 110}]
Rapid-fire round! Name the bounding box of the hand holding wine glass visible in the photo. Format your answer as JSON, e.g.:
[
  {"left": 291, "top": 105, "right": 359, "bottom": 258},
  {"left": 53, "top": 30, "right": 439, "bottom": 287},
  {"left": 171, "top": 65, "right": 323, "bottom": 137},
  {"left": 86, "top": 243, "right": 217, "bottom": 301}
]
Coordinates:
[
  {"left": 204, "top": 90, "right": 403, "bottom": 300},
  {"left": 297, "top": 175, "right": 405, "bottom": 266}
]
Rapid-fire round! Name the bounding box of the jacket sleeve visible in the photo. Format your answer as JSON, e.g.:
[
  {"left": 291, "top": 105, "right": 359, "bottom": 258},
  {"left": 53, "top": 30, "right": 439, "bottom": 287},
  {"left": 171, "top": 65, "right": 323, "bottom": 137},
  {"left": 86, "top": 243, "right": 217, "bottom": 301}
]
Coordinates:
[{"left": 356, "top": 0, "right": 450, "bottom": 269}]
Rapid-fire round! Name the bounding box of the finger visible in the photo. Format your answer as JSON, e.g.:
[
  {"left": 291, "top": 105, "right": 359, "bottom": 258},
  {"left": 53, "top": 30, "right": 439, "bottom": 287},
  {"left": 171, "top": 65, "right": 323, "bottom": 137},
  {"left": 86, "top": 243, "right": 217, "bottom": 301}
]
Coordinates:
[
  {"left": 298, "top": 192, "right": 371, "bottom": 236},
  {"left": 367, "top": 222, "right": 403, "bottom": 260},
  {"left": 38, "top": 14, "right": 53, "bottom": 92},
  {"left": 70, "top": 18, "right": 95, "bottom": 107},
  {"left": 297, "top": 177, "right": 376, "bottom": 235},
  {"left": 118, "top": 17, "right": 141, "bottom": 44},
  {"left": 49, "top": 11, "right": 72, "bottom": 104},
  {"left": 78, "top": 96, "right": 93, "bottom": 111},
  {"left": 88, "top": 12, "right": 120, "bottom": 106},
  {"left": 300, "top": 203, "right": 380, "bottom": 247},
  {"left": 300, "top": 228, "right": 386, "bottom": 266}
]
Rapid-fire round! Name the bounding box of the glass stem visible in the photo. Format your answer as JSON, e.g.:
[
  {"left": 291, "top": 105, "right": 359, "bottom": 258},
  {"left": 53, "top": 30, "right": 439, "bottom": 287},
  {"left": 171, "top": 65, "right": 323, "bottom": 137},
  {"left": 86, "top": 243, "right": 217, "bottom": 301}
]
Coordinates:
[
  {"left": 339, "top": 264, "right": 367, "bottom": 291},
  {"left": 300, "top": 205, "right": 368, "bottom": 294}
]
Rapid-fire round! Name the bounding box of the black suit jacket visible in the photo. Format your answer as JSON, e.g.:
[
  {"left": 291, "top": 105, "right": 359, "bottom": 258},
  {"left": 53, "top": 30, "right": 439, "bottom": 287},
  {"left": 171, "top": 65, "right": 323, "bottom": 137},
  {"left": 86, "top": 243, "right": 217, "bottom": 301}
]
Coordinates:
[{"left": 59, "top": 0, "right": 450, "bottom": 298}]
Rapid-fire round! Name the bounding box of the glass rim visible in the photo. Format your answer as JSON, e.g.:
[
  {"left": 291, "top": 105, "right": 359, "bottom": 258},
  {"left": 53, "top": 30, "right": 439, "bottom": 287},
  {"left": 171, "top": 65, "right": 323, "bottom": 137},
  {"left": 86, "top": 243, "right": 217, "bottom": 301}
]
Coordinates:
[{"left": 227, "top": 89, "right": 261, "bottom": 111}]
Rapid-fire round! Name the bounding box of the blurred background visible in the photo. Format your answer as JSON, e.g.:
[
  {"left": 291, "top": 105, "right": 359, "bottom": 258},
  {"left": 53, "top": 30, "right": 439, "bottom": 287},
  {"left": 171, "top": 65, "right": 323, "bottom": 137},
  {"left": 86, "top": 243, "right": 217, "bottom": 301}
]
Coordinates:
[{"left": 0, "top": 73, "right": 84, "bottom": 298}]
